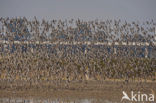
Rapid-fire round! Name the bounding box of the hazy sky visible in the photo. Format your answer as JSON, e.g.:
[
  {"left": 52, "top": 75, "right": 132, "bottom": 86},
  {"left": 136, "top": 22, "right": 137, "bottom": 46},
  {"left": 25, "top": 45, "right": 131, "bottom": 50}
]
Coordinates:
[{"left": 0, "top": 0, "right": 156, "bottom": 21}]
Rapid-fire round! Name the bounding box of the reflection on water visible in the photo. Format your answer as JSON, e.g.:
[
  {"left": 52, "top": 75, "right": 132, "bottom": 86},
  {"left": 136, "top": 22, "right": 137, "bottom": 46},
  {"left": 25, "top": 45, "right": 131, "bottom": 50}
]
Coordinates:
[{"left": 0, "top": 98, "right": 119, "bottom": 103}]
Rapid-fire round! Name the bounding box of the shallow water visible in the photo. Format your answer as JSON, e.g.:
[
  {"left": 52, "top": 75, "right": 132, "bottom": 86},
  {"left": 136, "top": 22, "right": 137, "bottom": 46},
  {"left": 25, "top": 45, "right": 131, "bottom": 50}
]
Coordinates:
[{"left": 0, "top": 98, "right": 120, "bottom": 103}]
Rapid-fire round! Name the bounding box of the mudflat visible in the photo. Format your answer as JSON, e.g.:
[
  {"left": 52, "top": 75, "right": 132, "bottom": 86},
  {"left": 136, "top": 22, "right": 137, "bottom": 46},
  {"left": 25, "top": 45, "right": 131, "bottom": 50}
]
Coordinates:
[{"left": 0, "top": 80, "right": 155, "bottom": 102}]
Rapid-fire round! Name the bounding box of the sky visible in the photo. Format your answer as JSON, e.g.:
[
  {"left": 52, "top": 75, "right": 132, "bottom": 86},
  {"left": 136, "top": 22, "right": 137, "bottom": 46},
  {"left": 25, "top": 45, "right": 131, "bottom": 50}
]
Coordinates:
[{"left": 0, "top": 0, "right": 156, "bottom": 21}]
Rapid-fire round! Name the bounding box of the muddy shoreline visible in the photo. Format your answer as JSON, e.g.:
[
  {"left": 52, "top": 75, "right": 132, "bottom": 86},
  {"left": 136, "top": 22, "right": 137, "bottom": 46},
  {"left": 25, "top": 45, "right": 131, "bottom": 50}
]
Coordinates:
[{"left": 0, "top": 80, "right": 155, "bottom": 102}]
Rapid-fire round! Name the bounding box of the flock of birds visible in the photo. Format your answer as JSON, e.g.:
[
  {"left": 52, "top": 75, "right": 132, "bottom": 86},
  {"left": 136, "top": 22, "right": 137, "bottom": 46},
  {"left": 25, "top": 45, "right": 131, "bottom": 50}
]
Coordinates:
[
  {"left": 0, "top": 17, "right": 156, "bottom": 42},
  {"left": 0, "top": 17, "right": 156, "bottom": 85}
]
